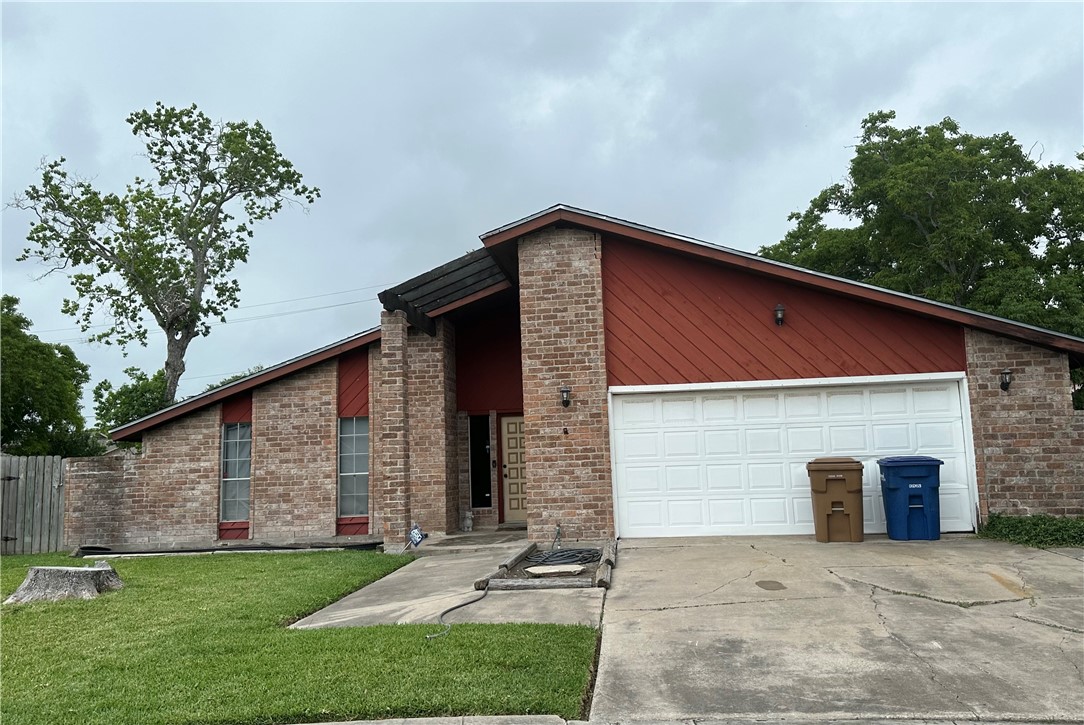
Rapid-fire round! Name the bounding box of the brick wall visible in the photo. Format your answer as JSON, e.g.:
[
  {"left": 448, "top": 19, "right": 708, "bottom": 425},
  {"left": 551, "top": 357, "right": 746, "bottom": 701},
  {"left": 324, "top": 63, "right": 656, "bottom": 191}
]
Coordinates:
[
  {"left": 518, "top": 227, "right": 615, "bottom": 541},
  {"left": 965, "top": 329, "right": 1084, "bottom": 517},
  {"left": 64, "top": 358, "right": 363, "bottom": 549},
  {"left": 251, "top": 361, "right": 337, "bottom": 541},
  {"left": 64, "top": 406, "right": 221, "bottom": 548}
]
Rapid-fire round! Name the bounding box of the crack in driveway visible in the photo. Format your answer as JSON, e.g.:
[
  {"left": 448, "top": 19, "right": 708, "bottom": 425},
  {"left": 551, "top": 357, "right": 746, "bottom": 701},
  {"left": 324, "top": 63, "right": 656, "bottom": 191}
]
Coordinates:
[
  {"left": 867, "top": 585, "right": 981, "bottom": 721},
  {"left": 829, "top": 570, "right": 1028, "bottom": 608}
]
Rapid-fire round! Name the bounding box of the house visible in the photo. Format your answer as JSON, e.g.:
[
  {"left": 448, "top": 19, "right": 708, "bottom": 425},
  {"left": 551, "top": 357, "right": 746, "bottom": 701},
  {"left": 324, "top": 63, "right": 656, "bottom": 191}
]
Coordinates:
[{"left": 64, "top": 205, "right": 1084, "bottom": 549}]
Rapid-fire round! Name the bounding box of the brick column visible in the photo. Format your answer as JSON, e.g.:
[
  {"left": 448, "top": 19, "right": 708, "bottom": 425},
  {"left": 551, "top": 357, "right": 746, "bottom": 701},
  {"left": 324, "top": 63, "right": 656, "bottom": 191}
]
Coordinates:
[
  {"left": 407, "top": 319, "right": 459, "bottom": 533},
  {"left": 965, "top": 328, "right": 1083, "bottom": 517},
  {"left": 518, "top": 227, "right": 615, "bottom": 541},
  {"left": 378, "top": 310, "right": 411, "bottom": 548}
]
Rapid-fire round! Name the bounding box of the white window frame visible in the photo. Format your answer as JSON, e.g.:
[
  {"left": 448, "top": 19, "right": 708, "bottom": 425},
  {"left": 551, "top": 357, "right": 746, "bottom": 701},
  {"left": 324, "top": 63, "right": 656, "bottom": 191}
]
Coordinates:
[{"left": 338, "top": 417, "right": 370, "bottom": 517}]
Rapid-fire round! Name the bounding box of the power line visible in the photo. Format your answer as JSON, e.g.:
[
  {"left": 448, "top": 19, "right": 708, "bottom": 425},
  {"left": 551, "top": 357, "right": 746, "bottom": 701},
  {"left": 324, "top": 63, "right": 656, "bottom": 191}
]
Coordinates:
[
  {"left": 31, "top": 282, "right": 390, "bottom": 335},
  {"left": 43, "top": 297, "right": 376, "bottom": 345}
]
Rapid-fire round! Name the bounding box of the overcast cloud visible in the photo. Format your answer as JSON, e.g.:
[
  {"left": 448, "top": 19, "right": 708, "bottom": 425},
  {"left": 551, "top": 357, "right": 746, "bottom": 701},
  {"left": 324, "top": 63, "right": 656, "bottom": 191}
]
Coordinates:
[{"left": 2, "top": 1, "right": 1081, "bottom": 419}]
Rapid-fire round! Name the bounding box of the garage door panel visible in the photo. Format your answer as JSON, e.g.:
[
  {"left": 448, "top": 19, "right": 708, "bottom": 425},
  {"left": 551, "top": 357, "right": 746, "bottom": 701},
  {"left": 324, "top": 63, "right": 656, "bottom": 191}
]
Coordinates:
[
  {"left": 746, "top": 428, "right": 783, "bottom": 454},
  {"left": 617, "top": 431, "right": 659, "bottom": 459},
  {"left": 828, "top": 425, "right": 869, "bottom": 452},
  {"left": 663, "top": 430, "right": 699, "bottom": 457},
  {"left": 703, "top": 396, "right": 738, "bottom": 421},
  {"left": 707, "top": 464, "right": 742, "bottom": 490},
  {"left": 613, "top": 380, "right": 975, "bottom": 538},
  {"left": 916, "top": 421, "right": 962, "bottom": 450},
  {"left": 705, "top": 429, "right": 741, "bottom": 456},
  {"left": 787, "top": 427, "right": 826, "bottom": 454},
  {"left": 744, "top": 395, "right": 781, "bottom": 420},
  {"left": 662, "top": 397, "right": 698, "bottom": 423},
  {"left": 870, "top": 388, "right": 909, "bottom": 416},
  {"left": 625, "top": 500, "right": 663, "bottom": 528},
  {"left": 748, "top": 463, "right": 785, "bottom": 490},
  {"left": 827, "top": 391, "right": 865, "bottom": 417},
  {"left": 665, "top": 466, "right": 701, "bottom": 492},
  {"left": 624, "top": 466, "right": 662, "bottom": 493},
  {"left": 914, "top": 385, "right": 960, "bottom": 414},
  {"left": 784, "top": 392, "right": 822, "bottom": 418},
  {"left": 750, "top": 498, "right": 789, "bottom": 525},
  {"left": 708, "top": 499, "right": 745, "bottom": 526},
  {"left": 617, "top": 397, "right": 658, "bottom": 426},
  {"left": 793, "top": 497, "right": 814, "bottom": 525},
  {"left": 667, "top": 499, "right": 704, "bottom": 526},
  {"left": 872, "top": 423, "right": 912, "bottom": 451}
]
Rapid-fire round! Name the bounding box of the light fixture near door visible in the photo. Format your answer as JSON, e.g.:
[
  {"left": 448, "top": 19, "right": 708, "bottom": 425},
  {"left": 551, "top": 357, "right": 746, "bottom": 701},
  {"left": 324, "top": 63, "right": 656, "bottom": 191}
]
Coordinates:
[
  {"left": 999, "top": 368, "right": 1013, "bottom": 391},
  {"left": 560, "top": 386, "right": 572, "bottom": 407},
  {"left": 774, "top": 304, "right": 786, "bottom": 326}
]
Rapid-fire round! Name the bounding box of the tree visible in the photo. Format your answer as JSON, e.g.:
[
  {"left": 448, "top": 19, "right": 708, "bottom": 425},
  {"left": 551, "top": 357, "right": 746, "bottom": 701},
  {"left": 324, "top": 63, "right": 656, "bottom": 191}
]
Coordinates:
[
  {"left": 92, "top": 368, "right": 170, "bottom": 433},
  {"left": 1, "top": 296, "right": 103, "bottom": 457},
  {"left": 760, "top": 111, "right": 1084, "bottom": 338},
  {"left": 13, "top": 103, "right": 319, "bottom": 403},
  {"left": 202, "top": 365, "right": 265, "bottom": 393}
]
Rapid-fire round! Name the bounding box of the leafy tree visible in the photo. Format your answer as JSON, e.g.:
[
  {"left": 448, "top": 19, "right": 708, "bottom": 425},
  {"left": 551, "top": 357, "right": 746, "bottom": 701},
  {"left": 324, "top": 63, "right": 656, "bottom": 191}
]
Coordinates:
[
  {"left": 1, "top": 296, "right": 103, "bottom": 456},
  {"left": 203, "top": 365, "right": 265, "bottom": 393},
  {"left": 13, "top": 103, "right": 320, "bottom": 403},
  {"left": 92, "top": 367, "right": 170, "bottom": 433},
  {"left": 761, "top": 111, "right": 1084, "bottom": 338}
]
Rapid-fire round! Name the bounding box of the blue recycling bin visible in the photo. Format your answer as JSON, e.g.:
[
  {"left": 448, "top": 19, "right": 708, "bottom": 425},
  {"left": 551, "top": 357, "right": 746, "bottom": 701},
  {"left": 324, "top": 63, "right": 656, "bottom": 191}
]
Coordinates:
[{"left": 878, "top": 456, "right": 944, "bottom": 541}]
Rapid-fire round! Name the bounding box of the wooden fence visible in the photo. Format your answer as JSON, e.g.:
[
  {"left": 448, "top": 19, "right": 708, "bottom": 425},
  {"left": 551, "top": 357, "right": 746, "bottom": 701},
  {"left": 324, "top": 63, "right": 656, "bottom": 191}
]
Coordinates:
[{"left": 1, "top": 455, "right": 66, "bottom": 555}]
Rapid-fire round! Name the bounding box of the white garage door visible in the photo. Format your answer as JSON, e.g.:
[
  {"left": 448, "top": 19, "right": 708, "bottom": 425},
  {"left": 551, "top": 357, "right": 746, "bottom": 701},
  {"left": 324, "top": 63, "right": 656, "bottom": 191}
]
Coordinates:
[{"left": 611, "top": 379, "right": 975, "bottom": 538}]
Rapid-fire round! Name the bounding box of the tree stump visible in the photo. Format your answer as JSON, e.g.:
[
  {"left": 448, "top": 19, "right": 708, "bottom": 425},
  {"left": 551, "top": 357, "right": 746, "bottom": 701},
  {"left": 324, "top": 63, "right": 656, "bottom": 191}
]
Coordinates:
[{"left": 3, "top": 560, "right": 124, "bottom": 604}]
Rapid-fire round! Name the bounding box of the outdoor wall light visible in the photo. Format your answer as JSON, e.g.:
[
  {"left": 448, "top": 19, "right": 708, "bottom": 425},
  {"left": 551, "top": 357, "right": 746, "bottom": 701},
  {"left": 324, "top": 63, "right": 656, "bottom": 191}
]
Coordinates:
[
  {"left": 999, "top": 368, "right": 1013, "bottom": 391},
  {"left": 774, "top": 304, "right": 786, "bottom": 326},
  {"left": 560, "top": 386, "right": 572, "bottom": 407}
]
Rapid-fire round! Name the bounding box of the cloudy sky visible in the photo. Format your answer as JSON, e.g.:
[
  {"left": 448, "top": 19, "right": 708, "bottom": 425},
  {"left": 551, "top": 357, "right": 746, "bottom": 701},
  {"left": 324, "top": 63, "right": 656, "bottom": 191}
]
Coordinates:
[{"left": 2, "top": 1, "right": 1082, "bottom": 421}]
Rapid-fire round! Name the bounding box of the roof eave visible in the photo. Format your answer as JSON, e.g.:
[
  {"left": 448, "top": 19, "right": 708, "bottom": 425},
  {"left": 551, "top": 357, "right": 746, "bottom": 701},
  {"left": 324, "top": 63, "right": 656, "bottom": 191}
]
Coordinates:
[{"left": 111, "top": 328, "right": 381, "bottom": 442}]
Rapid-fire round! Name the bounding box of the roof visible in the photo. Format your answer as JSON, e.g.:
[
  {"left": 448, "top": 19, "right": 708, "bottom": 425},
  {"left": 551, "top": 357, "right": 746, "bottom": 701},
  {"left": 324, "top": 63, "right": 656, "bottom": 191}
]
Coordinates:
[
  {"left": 481, "top": 204, "right": 1084, "bottom": 362},
  {"left": 113, "top": 204, "right": 1084, "bottom": 441},
  {"left": 112, "top": 327, "right": 380, "bottom": 442},
  {"left": 377, "top": 249, "right": 510, "bottom": 334}
]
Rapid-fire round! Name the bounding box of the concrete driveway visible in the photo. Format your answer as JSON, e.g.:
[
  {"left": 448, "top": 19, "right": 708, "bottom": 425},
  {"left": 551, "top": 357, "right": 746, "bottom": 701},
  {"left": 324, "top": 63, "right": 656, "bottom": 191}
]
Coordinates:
[{"left": 592, "top": 536, "right": 1084, "bottom": 723}]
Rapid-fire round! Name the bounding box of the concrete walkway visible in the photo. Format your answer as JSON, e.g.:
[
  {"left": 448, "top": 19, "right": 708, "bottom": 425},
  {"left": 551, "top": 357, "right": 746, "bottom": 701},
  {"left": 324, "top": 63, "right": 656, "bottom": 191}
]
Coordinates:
[
  {"left": 592, "top": 536, "right": 1084, "bottom": 723},
  {"left": 294, "top": 718, "right": 1075, "bottom": 725},
  {"left": 292, "top": 540, "right": 605, "bottom": 629}
]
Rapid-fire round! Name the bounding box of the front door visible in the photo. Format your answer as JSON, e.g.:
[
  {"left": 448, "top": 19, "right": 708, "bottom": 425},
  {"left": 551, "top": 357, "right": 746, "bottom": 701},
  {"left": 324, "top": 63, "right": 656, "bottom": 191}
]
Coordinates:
[{"left": 501, "top": 416, "right": 526, "bottom": 523}]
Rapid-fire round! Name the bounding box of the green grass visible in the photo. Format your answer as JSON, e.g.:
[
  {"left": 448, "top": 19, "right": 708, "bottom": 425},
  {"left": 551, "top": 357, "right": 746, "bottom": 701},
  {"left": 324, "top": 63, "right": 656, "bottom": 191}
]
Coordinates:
[
  {"left": 0, "top": 551, "right": 599, "bottom": 725},
  {"left": 978, "top": 513, "right": 1084, "bottom": 548}
]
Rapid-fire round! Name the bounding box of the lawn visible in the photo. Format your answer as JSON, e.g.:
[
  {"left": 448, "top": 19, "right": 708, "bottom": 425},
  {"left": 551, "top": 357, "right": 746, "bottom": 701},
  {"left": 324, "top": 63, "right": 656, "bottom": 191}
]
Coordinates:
[{"left": 0, "top": 550, "right": 599, "bottom": 725}]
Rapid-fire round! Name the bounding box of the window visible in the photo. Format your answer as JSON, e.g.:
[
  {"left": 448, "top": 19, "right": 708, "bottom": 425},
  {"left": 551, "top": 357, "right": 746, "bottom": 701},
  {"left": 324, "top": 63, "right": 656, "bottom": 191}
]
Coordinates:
[
  {"left": 339, "top": 417, "right": 369, "bottom": 516},
  {"left": 221, "top": 423, "right": 251, "bottom": 522}
]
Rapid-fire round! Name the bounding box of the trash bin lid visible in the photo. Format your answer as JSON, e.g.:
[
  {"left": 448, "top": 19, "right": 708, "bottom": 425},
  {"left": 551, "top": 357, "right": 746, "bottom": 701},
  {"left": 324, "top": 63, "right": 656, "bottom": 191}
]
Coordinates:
[
  {"left": 877, "top": 456, "right": 944, "bottom": 467},
  {"left": 806, "top": 457, "right": 864, "bottom": 471}
]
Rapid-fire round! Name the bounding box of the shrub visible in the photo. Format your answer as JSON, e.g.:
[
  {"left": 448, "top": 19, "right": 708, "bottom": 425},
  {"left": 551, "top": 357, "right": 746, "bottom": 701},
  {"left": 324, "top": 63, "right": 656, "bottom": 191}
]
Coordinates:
[{"left": 978, "top": 513, "right": 1084, "bottom": 548}]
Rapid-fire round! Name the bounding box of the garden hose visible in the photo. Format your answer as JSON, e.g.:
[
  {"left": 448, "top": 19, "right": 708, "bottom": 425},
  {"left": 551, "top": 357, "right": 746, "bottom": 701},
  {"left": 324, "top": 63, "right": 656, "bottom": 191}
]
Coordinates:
[{"left": 426, "top": 585, "right": 489, "bottom": 640}]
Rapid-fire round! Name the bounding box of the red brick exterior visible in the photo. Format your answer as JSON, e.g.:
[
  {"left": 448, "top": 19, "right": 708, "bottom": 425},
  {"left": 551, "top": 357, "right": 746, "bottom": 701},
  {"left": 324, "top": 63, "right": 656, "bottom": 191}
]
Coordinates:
[
  {"left": 69, "top": 221, "right": 1084, "bottom": 552},
  {"left": 65, "top": 406, "right": 221, "bottom": 548},
  {"left": 250, "top": 361, "right": 337, "bottom": 540},
  {"left": 518, "top": 227, "right": 615, "bottom": 541},
  {"left": 65, "top": 363, "right": 354, "bottom": 549},
  {"left": 406, "top": 320, "right": 459, "bottom": 534},
  {"left": 965, "top": 329, "right": 1084, "bottom": 517},
  {"left": 376, "top": 311, "right": 411, "bottom": 547}
]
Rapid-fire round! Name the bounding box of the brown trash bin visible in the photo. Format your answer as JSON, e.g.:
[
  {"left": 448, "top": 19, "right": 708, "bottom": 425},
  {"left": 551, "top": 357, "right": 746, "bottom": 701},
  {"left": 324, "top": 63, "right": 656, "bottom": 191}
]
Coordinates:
[{"left": 807, "top": 457, "right": 865, "bottom": 543}]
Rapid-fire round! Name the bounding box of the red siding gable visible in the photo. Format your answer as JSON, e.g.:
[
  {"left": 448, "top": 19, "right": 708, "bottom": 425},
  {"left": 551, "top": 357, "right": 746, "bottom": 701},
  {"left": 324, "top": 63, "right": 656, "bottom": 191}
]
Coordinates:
[
  {"left": 601, "top": 238, "right": 966, "bottom": 386},
  {"left": 221, "top": 392, "right": 252, "bottom": 423},
  {"left": 338, "top": 349, "right": 370, "bottom": 417}
]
